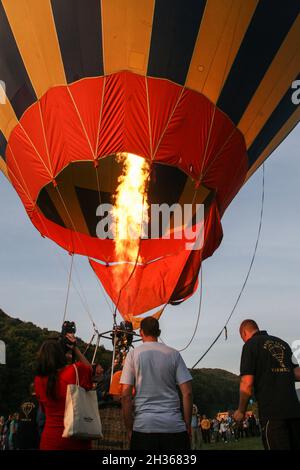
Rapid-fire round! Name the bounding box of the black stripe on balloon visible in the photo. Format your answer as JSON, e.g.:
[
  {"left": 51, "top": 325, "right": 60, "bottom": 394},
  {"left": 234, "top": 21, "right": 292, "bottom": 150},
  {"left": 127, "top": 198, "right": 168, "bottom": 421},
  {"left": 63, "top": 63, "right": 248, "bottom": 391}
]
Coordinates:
[
  {"left": 147, "top": 0, "right": 206, "bottom": 85},
  {"left": 37, "top": 187, "right": 66, "bottom": 229},
  {"left": 51, "top": 0, "right": 104, "bottom": 83},
  {"left": 0, "top": 3, "right": 37, "bottom": 119},
  {"left": 217, "top": 0, "right": 300, "bottom": 125},
  {"left": 248, "top": 74, "right": 300, "bottom": 168},
  {"left": 0, "top": 131, "right": 7, "bottom": 161},
  {"left": 75, "top": 186, "right": 112, "bottom": 238}
]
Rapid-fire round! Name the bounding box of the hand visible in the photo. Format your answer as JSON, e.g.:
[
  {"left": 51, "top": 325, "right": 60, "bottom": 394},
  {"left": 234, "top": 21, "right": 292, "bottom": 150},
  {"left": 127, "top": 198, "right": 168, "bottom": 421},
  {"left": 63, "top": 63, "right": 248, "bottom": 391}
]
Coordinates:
[
  {"left": 65, "top": 333, "right": 76, "bottom": 349},
  {"left": 186, "top": 424, "right": 192, "bottom": 439},
  {"left": 233, "top": 409, "right": 245, "bottom": 422}
]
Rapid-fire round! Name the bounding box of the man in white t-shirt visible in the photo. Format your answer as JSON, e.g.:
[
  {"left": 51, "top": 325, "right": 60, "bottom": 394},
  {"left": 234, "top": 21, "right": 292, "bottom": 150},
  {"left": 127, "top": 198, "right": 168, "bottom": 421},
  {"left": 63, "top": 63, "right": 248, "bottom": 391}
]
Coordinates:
[{"left": 120, "top": 316, "right": 193, "bottom": 450}]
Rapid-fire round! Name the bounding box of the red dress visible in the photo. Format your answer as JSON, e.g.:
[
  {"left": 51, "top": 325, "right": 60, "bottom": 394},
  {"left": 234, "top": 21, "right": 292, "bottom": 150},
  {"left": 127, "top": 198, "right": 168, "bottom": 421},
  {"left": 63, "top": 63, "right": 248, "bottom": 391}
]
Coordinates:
[{"left": 34, "top": 362, "right": 93, "bottom": 450}]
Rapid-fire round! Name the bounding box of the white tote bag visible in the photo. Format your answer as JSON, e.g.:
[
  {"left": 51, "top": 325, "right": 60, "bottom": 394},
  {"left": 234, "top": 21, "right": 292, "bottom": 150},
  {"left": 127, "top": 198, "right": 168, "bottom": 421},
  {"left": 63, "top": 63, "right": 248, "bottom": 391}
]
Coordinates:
[{"left": 62, "top": 364, "right": 103, "bottom": 439}]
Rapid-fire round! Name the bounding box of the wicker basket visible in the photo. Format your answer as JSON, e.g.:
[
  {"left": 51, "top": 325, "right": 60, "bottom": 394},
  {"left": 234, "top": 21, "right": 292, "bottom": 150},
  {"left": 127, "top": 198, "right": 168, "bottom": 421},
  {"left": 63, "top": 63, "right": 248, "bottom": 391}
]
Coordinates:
[{"left": 92, "top": 404, "right": 129, "bottom": 450}]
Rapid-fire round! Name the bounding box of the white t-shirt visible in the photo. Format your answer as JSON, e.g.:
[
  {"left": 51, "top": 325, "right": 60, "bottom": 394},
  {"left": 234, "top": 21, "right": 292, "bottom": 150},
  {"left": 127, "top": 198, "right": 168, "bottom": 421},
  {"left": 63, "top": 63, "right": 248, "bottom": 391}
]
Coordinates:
[{"left": 120, "top": 341, "right": 192, "bottom": 433}]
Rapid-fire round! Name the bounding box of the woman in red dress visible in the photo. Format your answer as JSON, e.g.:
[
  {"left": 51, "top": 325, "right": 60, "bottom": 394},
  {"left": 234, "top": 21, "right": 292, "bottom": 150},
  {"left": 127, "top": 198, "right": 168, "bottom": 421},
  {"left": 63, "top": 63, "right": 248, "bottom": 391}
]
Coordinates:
[{"left": 34, "top": 334, "right": 93, "bottom": 450}]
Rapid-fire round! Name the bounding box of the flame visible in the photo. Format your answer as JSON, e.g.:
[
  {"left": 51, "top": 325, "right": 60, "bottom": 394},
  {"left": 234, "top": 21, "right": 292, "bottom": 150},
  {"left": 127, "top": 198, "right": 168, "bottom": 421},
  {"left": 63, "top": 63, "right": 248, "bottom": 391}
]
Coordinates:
[{"left": 112, "top": 153, "right": 150, "bottom": 272}]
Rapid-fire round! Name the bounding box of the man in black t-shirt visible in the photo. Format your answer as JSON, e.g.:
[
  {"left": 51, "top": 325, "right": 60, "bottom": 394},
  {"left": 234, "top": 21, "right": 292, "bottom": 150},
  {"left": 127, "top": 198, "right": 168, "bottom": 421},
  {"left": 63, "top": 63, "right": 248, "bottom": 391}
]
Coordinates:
[
  {"left": 16, "top": 384, "right": 40, "bottom": 449},
  {"left": 233, "top": 319, "right": 300, "bottom": 450}
]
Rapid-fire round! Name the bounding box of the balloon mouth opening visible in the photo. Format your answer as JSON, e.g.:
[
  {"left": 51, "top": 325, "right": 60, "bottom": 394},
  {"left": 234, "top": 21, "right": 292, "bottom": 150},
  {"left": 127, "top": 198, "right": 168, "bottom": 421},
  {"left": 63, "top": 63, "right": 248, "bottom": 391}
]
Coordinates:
[{"left": 36, "top": 155, "right": 213, "bottom": 237}]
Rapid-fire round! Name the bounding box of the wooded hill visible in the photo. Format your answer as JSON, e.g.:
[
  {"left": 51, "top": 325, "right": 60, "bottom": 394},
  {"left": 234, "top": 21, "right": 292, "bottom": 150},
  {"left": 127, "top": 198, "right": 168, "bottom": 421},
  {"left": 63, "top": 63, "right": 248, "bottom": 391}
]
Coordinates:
[{"left": 0, "top": 308, "right": 239, "bottom": 417}]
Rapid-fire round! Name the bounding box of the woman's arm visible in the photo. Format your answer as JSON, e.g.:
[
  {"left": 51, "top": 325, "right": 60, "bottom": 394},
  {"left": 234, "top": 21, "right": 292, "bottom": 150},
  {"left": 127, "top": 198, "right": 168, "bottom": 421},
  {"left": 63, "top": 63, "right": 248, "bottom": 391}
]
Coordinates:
[
  {"left": 74, "top": 346, "right": 91, "bottom": 367},
  {"left": 65, "top": 333, "right": 91, "bottom": 367}
]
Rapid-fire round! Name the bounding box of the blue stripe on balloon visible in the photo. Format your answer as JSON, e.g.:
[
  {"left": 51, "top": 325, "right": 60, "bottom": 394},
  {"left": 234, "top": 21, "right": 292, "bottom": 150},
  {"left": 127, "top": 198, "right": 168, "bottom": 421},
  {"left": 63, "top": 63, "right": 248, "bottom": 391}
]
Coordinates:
[
  {"left": 147, "top": 0, "right": 206, "bottom": 85},
  {"left": 217, "top": 0, "right": 300, "bottom": 125},
  {"left": 51, "top": 0, "right": 104, "bottom": 83},
  {"left": 248, "top": 74, "right": 300, "bottom": 168},
  {"left": 0, "top": 2, "right": 37, "bottom": 119},
  {"left": 0, "top": 131, "right": 7, "bottom": 161}
]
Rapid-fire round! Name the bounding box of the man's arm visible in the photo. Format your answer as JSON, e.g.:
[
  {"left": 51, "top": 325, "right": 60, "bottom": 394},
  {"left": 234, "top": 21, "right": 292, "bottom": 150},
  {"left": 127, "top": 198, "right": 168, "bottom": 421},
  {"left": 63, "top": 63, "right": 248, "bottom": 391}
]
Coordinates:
[
  {"left": 121, "top": 384, "right": 134, "bottom": 438},
  {"left": 179, "top": 381, "right": 193, "bottom": 434},
  {"left": 294, "top": 367, "right": 300, "bottom": 382},
  {"left": 234, "top": 375, "right": 254, "bottom": 421}
]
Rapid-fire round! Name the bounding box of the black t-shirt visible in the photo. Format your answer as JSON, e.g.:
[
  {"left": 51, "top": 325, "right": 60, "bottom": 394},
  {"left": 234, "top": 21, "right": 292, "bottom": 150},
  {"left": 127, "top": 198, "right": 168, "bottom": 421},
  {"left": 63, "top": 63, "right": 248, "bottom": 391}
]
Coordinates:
[
  {"left": 17, "top": 395, "right": 40, "bottom": 449},
  {"left": 240, "top": 330, "right": 300, "bottom": 419}
]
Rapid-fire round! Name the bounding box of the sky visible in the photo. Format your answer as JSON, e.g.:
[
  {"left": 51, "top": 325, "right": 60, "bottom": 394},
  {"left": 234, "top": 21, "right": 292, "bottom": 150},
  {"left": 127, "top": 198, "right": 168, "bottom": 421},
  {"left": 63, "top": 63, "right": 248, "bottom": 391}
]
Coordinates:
[{"left": 0, "top": 125, "right": 299, "bottom": 374}]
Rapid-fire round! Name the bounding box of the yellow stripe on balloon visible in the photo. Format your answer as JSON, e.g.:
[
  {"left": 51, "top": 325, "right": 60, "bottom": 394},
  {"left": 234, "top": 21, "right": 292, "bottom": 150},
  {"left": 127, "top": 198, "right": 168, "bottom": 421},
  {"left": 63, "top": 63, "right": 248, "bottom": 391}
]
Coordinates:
[
  {"left": 2, "top": 0, "right": 66, "bottom": 99},
  {"left": 186, "top": 0, "right": 258, "bottom": 102},
  {"left": 101, "top": 0, "right": 155, "bottom": 75},
  {"left": 0, "top": 98, "right": 18, "bottom": 141}
]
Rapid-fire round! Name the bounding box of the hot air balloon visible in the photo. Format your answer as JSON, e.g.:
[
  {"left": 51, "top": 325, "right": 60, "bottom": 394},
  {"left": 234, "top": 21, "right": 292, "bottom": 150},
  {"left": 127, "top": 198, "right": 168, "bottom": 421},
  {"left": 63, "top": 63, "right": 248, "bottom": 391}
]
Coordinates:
[{"left": 0, "top": 0, "right": 299, "bottom": 326}]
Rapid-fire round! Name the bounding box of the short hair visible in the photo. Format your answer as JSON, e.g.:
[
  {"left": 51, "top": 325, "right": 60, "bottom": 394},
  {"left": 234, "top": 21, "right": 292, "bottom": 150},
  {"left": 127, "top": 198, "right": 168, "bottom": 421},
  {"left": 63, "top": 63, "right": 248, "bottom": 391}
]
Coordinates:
[
  {"left": 140, "top": 317, "right": 161, "bottom": 338},
  {"left": 240, "top": 319, "right": 259, "bottom": 334}
]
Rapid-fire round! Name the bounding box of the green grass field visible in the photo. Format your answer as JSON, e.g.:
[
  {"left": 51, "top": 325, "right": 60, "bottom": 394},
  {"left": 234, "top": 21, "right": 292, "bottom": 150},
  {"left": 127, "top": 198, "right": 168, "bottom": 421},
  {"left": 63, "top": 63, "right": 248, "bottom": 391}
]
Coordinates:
[{"left": 202, "top": 437, "right": 263, "bottom": 450}]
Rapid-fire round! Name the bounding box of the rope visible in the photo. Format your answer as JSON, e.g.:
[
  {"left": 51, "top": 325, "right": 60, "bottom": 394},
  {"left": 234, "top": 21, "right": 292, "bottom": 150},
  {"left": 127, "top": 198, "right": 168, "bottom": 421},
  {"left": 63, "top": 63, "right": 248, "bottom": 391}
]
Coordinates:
[
  {"left": 192, "top": 163, "right": 265, "bottom": 369},
  {"left": 35, "top": 209, "right": 101, "bottom": 330},
  {"left": 92, "top": 333, "right": 101, "bottom": 365},
  {"left": 84, "top": 333, "right": 96, "bottom": 355},
  {"left": 159, "top": 250, "right": 204, "bottom": 350},
  {"left": 62, "top": 253, "right": 74, "bottom": 324},
  {"left": 72, "top": 258, "right": 100, "bottom": 331},
  {"left": 91, "top": 264, "right": 116, "bottom": 315},
  {"left": 110, "top": 334, "right": 118, "bottom": 383},
  {"left": 159, "top": 203, "right": 205, "bottom": 348},
  {"left": 55, "top": 178, "right": 113, "bottom": 332},
  {"left": 178, "top": 267, "right": 203, "bottom": 352}
]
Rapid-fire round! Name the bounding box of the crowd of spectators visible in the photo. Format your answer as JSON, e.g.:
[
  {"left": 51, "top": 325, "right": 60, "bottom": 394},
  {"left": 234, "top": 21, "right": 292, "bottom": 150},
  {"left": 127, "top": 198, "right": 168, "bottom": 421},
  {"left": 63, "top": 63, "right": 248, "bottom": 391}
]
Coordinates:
[{"left": 191, "top": 409, "right": 260, "bottom": 449}]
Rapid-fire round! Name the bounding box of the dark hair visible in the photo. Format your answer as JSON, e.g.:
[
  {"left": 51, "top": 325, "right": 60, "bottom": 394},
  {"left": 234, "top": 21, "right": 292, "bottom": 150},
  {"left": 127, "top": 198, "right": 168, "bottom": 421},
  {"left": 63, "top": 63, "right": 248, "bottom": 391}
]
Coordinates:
[
  {"left": 36, "top": 338, "right": 66, "bottom": 400},
  {"left": 140, "top": 317, "right": 161, "bottom": 338}
]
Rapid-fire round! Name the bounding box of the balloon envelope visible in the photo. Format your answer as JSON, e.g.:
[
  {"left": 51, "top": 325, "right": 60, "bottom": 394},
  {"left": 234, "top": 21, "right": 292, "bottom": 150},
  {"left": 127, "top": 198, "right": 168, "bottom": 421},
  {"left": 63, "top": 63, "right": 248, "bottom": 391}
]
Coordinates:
[{"left": 0, "top": 0, "right": 299, "bottom": 318}]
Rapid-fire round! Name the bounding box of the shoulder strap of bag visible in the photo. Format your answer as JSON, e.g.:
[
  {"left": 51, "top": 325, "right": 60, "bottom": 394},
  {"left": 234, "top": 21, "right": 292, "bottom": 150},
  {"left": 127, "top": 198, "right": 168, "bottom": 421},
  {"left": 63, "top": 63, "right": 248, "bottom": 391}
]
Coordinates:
[{"left": 73, "top": 363, "right": 79, "bottom": 386}]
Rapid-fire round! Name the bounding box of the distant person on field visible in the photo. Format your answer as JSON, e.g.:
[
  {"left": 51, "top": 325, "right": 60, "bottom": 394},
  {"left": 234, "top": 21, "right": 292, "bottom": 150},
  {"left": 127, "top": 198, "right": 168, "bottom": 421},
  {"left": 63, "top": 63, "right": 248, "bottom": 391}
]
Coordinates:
[
  {"left": 191, "top": 404, "right": 202, "bottom": 450},
  {"left": 200, "top": 414, "right": 211, "bottom": 444},
  {"left": 234, "top": 319, "right": 300, "bottom": 450},
  {"left": 3, "top": 414, "right": 12, "bottom": 450},
  {"left": 0, "top": 416, "right": 5, "bottom": 450},
  {"left": 212, "top": 417, "right": 220, "bottom": 443},
  {"left": 17, "top": 383, "right": 40, "bottom": 449},
  {"left": 219, "top": 419, "right": 228, "bottom": 443},
  {"left": 8, "top": 413, "right": 19, "bottom": 450}
]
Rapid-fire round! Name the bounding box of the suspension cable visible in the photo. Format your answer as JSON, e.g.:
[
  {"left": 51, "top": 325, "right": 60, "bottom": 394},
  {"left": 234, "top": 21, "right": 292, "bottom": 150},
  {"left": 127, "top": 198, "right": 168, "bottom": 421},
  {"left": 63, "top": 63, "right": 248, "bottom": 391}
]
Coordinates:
[
  {"left": 62, "top": 253, "right": 74, "bottom": 324},
  {"left": 53, "top": 183, "right": 113, "bottom": 333},
  {"left": 159, "top": 202, "right": 205, "bottom": 348},
  {"left": 84, "top": 332, "right": 96, "bottom": 355},
  {"left": 192, "top": 163, "right": 265, "bottom": 369},
  {"left": 91, "top": 265, "right": 116, "bottom": 315},
  {"left": 72, "top": 257, "right": 100, "bottom": 330},
  {"left": 178, "top": 267, "right": 203, "bottom": 352},
  {"left": 92, "top": 333, "right": 101, "bottom": 365}
]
